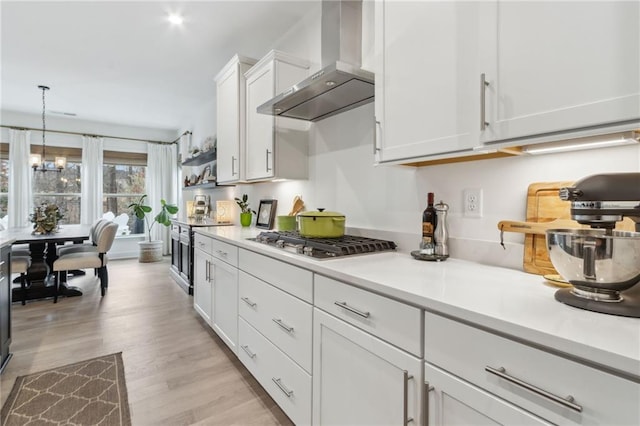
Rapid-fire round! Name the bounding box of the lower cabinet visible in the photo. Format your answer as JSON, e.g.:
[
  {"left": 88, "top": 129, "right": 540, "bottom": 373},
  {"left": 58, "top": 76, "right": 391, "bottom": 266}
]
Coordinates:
[
  {"left": 193, "top": 246, "right": 212, "bottom": 325},
  {"left": 424, "top": 362, "right": 550, "bottom": 425},
  {"left": 211, "top": 257, "right": 238, "bottom": 353},
  {"left": 0, "top": 246, "right": 11, "bottom": 374},
  {"left": 312, "top": 308, "right": 422, "bottom": 425}
]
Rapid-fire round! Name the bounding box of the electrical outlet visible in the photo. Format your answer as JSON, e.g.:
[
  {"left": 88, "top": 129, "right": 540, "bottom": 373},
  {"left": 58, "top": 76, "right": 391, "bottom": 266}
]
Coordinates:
[{"left": 464, "top": 188, "right": 483, "bottom": 218}]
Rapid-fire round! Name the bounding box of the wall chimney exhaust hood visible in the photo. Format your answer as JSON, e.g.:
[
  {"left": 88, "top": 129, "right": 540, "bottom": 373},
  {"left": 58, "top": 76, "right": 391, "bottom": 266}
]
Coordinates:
[{"left": 257, "top": 0, "right": 373, "bottom": 122}]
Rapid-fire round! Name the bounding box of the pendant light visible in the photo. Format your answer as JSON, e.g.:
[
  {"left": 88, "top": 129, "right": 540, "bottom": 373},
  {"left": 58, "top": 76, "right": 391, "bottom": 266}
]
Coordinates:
[{"left": 31, "top": 85, "right": 66, "bottom": 172}]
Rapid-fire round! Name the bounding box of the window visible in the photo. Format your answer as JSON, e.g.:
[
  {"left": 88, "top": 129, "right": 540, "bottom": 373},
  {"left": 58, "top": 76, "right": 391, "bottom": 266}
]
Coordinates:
[
  {"left": 32, "top": 161, "right": 82, "bottom": 224},
  {"left": 0, "top": 157, "right": 7, "bottom": 218},
  {"left": 103, "top": 150, "right": 147, "bottom": 235}
]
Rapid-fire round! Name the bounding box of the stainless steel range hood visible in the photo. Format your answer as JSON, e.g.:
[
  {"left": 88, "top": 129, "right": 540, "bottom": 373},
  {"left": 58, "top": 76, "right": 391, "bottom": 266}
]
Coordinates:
[{"left": 257, "top": 0, "right": 373, "bottom": 122}]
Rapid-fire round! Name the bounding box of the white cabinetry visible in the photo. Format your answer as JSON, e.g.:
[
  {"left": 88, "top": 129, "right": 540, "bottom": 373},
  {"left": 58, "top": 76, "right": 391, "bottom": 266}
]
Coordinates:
[
  {"left": 374, "top": 0, "right": 485, "bottom": 163},
  {"left": 193, "top": 234, "right": 213, "bottom": 325},
  {"left": 482, "top": 1, "right": 640, "bottom": 145},
  {"left": 193, "top": 233, "right": 239, "bottom": 353},
  {"left": 313, "top": 308, "right": 422, "bottom": 425},
  {"left": 244, "top": 50, "right": 309, "bottom": 181},
  {"left": 215, "top": 55, "right": 257, "bottom": 183},
  {"left": 374, "top": 1, "right": 640, "bottom": 163},
  {"left": 237, "top": 249, "right": 313, "bottom": 425},
  {"left": 424, "top": 311, "right": 640, "bottom": 425}
]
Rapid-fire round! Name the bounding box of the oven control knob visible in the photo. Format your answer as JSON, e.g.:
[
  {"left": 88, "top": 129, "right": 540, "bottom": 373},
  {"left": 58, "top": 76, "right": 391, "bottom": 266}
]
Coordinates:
[
  {"left": 303, "top": 246, "right": 314, "bottom": 256},
  {"left": 295, "top": 244, "right": 305, "bottom": 254},
  {"left": 276, "top": 240, "right": 285, "bottom": 248}
]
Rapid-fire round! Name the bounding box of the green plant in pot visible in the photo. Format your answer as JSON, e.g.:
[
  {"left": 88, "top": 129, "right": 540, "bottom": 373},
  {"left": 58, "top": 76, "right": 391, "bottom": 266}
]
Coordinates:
[
  {"left": 128, "top": 195, "right": 179, "bottom": 262},
  {"left": 235, "top": 194, "right": 256, "bottom": 227}
]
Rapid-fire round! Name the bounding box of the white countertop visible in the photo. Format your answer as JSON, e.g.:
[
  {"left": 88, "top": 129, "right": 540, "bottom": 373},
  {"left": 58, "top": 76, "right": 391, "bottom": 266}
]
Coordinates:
[{"left": 195, "top": 226, "right": 640, "bottom": 380}]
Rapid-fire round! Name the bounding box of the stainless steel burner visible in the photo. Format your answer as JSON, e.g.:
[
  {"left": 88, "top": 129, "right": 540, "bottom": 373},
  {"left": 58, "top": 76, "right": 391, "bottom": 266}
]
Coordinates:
[{"left": 249, "top": 231, "right": 397, "bottom": 259}]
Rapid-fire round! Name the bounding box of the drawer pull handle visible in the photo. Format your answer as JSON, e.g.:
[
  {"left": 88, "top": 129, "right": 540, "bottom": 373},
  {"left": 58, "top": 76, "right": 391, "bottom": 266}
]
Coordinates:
[
  {"left": 403, "top": 371, "right": 414, "bottom": 425},
  {"left": 216, "top": 250, "right": 227, "bottom": 257},
  {"left": 272, "top": 318, "right": 294, "bottom": 333},
  {"left": 334, "top": 301, "right": 370, "bottom": 318},
  {"left": 241, "top": 297, "right": 257, "bottom": 308},
  {"left": 241, "top": 345, "right": 256, "bottom": 359},
  {"left": 485, "top": 366, "right": 582, "bottom": 413},
  {"left": 423, "top": 381, "right": 434, "bottom": 426},
  {"left": 272, "top": 377, "right": 294, "bottom": 397}
]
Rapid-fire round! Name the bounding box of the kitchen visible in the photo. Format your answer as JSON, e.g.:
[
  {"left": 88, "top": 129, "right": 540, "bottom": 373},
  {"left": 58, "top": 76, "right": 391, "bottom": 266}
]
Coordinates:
[{"left": 1, "top": 1, "right": 640, "bottom": 425}]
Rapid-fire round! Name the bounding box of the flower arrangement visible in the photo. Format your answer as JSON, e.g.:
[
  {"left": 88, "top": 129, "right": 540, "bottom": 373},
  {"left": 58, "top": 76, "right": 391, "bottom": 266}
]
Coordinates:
[{"left": 30, "top": 203, "right": 63, "bottom": 234}]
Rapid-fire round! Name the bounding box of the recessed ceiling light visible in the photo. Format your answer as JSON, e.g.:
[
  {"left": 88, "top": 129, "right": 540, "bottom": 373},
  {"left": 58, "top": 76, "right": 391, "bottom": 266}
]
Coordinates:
[{"left": 168, "top": 14, "right": 183, "bottom": 25}]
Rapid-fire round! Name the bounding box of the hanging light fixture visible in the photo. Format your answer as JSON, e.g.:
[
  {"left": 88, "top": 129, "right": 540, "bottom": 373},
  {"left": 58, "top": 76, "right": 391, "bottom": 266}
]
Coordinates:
[{"left": 31, "top": 85, "right": 66, "bottom": 172}]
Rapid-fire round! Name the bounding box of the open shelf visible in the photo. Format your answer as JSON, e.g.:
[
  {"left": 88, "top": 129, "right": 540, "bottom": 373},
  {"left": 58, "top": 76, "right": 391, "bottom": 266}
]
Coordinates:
[
  {"left": 183, "top": 182, "right": 233, "bottom": 191},
  {"left": 182, "top": 150, "right": 215, "bottom": 166}
]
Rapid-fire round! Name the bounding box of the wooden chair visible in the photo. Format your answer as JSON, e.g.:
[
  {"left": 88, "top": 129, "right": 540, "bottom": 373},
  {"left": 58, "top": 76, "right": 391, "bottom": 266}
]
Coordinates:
[
  {"left": 11, "top": 256, "right": 30, "bottom": 305},
  {"left": 53, "top": 222, "right": 118, "bottom": 302}
]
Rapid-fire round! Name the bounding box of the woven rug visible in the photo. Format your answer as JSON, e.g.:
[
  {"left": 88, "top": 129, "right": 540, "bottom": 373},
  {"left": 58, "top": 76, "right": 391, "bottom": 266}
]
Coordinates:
[{"left": 1, "top": 352, "right": 131, "bottom": 426}]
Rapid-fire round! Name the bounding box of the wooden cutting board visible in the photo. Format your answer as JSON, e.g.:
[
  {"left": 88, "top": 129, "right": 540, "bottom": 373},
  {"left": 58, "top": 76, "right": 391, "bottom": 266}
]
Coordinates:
[{"left": 523, "top": 182, "right": 635, "bottom": 275}]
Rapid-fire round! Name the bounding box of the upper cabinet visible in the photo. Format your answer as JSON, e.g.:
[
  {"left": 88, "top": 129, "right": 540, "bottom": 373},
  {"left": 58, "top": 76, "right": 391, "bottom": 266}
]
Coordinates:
[
  {"left": 215, "top": 55, "right": 257, "bottom": 184},
  {"left": 374, "top": 0, "right": 640, "bottom": 164},
  {"left": 374, "top": 1, "right": 485, "bottom": 163},
  {"left": 244, "top": 50, "right": 310, "bottom": 182},
  {"left": 481, "top": 1, "right": 640, "bottom": 146}
]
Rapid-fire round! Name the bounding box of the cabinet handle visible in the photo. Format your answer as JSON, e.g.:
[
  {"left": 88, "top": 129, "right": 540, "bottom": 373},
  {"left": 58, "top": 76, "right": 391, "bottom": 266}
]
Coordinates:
[
  {"left": 373, "top": 117, "right": 381, "bottom": 154},
  {"left": 272, "top": 318, "right": 294, "bottom": 333},
  {"left": 241, "top": 345, "right": 256, "bottom": 359},
  {"left": 423, "top": 381, "right": 434, "bottom": 426},
  {"left": 0, "top": 260, "right": 5, "bottom": 280},
  {"left": 216, "top": 249, "right": 228, "bottom": 257},
  {"left": 205, "top": 260, "right": 210, "bottom": 281},
  {"left": 272, "top": 377, "right": 294, "bottom": 398},
  {"left": 403, "top": 371, "right": 414, "bottom": 425},
  {"left": 480, "top": 73, "right": 490, "bottom": 130},
  {"left": 266, "top": 149, "right": 272, "bottom": 172},
  {"left": 241, "top": 296, "right": 257, "bottom": 308},
  {"left": 485, "top": 366, "right": 582, "bottom": 412},
  {"left": 334, "top": 301, "right": 370, "bottom": 318},
  {"left": 231, "top": 156, "right": 237, "bottom": 176}
]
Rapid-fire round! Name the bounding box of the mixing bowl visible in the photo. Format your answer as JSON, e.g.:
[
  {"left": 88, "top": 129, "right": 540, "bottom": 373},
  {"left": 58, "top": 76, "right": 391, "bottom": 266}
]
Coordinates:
[{"left": 546, "top": 229, "right": 640, "bottom": 295}]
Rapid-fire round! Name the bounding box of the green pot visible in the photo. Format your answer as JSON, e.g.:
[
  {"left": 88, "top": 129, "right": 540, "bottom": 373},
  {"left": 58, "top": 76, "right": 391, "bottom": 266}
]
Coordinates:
[
  {"left": 240, "top": 212, "right": 252, "bottom": 227},
  {"left": 298, "top": 209, "right": 346, "bottom": 238}
]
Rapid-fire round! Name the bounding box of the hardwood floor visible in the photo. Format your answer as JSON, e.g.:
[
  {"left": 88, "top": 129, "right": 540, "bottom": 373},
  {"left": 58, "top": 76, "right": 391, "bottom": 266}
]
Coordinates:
[{"left": 1, "top": 257, "right": 294, "bottom": 425}]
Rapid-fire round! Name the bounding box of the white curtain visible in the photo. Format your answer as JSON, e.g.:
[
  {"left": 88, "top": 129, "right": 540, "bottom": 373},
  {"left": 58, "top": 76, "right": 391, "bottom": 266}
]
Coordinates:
[
  {"left": 80, "top": 136, "right": 104, "bottom": 224},
  {"left": 8, "top": 129, "right": 33, "bottom": 228},
  {"left": 146, "top": 143, "right": 178, "bottom": 254}
]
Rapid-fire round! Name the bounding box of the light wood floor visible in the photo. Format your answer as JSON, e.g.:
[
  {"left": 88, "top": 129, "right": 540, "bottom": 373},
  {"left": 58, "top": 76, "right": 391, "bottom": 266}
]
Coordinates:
[{"left": 1, "top": 257, "right": 293, "bottom": 425}]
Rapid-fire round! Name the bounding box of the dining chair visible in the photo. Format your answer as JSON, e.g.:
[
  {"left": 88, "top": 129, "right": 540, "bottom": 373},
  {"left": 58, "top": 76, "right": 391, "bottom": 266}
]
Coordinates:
[
  {"left": 53, "top": 222, "right": 118, "bottom": 302},
  {"left": 11, "top": 256, "right": 30, "bottom": 305},
  {"left": 56, "top": 218, "right": 108, "bottom": 257}
]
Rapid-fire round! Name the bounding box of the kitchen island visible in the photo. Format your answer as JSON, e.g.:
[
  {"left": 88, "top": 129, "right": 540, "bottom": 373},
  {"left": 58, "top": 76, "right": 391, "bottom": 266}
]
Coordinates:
[
  {"left": 0, "top": 237, "right": 15, "bottom": 374},
  {"left": 193, "top": 225, "right": 640, "bottom": 425}
]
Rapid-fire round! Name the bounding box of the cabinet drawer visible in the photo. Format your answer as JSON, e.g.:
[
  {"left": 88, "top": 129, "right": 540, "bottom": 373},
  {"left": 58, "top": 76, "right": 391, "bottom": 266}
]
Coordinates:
[
  {"left": 193, "top": 233, "right": 212, "bottom": 255},
  {"left": 211, "top": 238, "right": 238, "bottom": 267},
  {"left": 314, "top": 275, "right": 422, "bottom": 357},
  {"left": 238, "top": 317, "right": 312, "bottom": 426},
  {"left": 239, "top": 271, "right": 312, "bottom": 373},
  {"left": 171, "top": 224, "right": 180, "bottom": 233},
  {"left": 424, "top": 312, "right": 640, "bottom": 425},
  {"left": 239, "top": 249, "right": 312, "bottom": 303}
]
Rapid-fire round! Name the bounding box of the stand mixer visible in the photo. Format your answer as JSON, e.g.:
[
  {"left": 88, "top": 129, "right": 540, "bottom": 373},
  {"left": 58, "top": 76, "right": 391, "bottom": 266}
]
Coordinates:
[{"left": 546, "top": 173, "right": 640, "bottom": 317}]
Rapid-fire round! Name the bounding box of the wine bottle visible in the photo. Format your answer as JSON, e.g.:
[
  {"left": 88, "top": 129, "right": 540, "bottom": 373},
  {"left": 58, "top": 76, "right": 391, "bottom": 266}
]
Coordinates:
[{"left": 420, "top": 193, "right": 437, "bottom": 253}]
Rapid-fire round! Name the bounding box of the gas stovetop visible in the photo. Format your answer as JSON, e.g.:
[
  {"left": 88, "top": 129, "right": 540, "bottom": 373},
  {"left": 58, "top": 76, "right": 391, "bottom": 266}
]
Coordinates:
[{"left": 249, "top": 231, "right": 397, "bottom": 259}]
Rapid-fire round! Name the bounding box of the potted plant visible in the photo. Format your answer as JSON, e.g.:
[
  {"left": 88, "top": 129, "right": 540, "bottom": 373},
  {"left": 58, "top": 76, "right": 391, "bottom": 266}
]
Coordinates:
[
  {"left": 128, "top": 195, "right": 179, "bottom": 262},
  {"left": 234, "top": 194, "right": 256, "bottom": 227}
]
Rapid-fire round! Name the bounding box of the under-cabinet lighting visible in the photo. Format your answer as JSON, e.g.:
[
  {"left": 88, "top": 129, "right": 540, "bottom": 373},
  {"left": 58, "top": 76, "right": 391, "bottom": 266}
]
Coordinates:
[
  {"left": 522, "top": 131, "right": 639, "bottom": 155},
  {"left": 167, "top": 14, "right": 183, "bottom": 25}
]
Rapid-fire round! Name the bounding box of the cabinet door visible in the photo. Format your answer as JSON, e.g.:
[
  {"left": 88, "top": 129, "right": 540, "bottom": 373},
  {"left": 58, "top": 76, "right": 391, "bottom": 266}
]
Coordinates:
[
  {"left": 482, "top": 1, "right": 640, "bottom": 143},
  {"left": 0, "top": 249, "right": 10, "bottom": 368},
  {"left": 425, "top": 363, "right": 551, "bottom": 426},
  {"left": 211, "top": 258, "right": 239, "bottom": 353},
  {"left": 216, "top": 65, "right": 241, "bottom": 183},
  {"left": 375, "top": 0, "right": 486, "bottom": 163},
  {"left": 193, "top": 248, "right": 212, "bottom": 326},
  {"left": 246, "top": 62, "right": 275, "bottom": 181},
  {"left": 313, "top": 308, "right": 422, "bottom": 425}
]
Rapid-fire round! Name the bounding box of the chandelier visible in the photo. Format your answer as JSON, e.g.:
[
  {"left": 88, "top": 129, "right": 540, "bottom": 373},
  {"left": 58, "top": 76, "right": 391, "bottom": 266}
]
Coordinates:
[{"left": 31, "top": 85, "right": 66, "bottom": 172}]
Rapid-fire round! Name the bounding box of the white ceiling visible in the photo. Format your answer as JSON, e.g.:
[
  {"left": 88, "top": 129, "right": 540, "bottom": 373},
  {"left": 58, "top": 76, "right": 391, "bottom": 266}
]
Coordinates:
[{"left": 1, "top": 1, "right": 318, "bottom": 132}]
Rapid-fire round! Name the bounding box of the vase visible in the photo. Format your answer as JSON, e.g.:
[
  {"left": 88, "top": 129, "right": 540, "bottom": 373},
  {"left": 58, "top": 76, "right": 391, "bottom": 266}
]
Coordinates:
[{"left": 240, "top": 212, "right": 252, "bottom": 227}]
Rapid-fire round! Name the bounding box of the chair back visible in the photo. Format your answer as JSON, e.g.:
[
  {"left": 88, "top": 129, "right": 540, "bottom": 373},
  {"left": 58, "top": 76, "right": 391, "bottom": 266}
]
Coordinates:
[
  {"left": 96, "top": 222, "right": 119, "bottom": 253},
  {"left": 92, "top": 219, "right": 110, "bottom": 244}
]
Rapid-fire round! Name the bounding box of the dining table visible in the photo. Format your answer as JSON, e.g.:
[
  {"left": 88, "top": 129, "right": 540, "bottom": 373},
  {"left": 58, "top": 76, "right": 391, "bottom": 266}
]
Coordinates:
[{"left": 0, "top": 224, "right": 92, "bottom": 302}]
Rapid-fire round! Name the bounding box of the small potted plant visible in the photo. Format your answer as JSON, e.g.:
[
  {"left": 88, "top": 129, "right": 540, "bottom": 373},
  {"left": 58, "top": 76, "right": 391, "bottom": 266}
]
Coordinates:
[
  {"left": 128, "top": 195, "right": 179, "bottom": 262},
  {"left": 235, "top": 194, "right": 256, "bottom": 227}
]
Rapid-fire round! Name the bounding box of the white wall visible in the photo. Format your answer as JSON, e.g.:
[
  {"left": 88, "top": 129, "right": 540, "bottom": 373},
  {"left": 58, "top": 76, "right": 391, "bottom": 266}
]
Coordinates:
[{"left": 182, "top": 3, "right": 640, "bottom": 270}]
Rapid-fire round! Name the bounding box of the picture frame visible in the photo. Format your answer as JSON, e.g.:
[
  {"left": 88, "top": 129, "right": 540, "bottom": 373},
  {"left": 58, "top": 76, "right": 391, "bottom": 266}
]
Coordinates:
[
  {"left": 255, "top": 199, "right": 277, "bottom": 229},
  {"left": 200, "top": 165, "right": 212, "bottom": 183}
]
